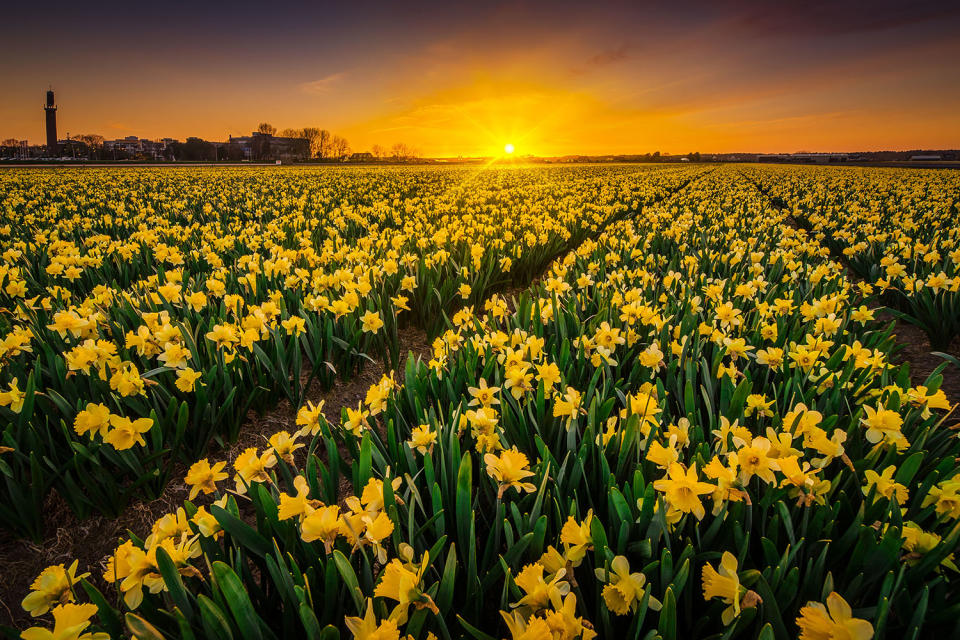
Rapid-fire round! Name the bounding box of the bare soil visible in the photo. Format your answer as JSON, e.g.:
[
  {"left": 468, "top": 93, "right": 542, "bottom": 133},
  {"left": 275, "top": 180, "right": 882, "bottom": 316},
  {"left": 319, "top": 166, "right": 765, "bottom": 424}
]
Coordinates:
[{"left": 883, "top": 313, "right": 960, "bottom": 408}]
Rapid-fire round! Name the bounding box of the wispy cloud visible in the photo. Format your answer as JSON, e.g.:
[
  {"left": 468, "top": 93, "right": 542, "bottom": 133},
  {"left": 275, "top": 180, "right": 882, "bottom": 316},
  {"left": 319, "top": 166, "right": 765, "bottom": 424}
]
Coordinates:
[
  {"left": 585, "top": 44, "right": 630, "bottom": 67},
  {"left": 299, "top": 72, "right": 346, "bottom": 94},
  {"left": 570, "top": 43, "right": 631, "bottom": 76}
]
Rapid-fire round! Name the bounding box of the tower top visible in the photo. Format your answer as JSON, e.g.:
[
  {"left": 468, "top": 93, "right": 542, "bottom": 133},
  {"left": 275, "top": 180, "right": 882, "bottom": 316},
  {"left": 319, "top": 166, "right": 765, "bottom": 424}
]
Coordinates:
[{"left": 45, "top": 88, "right": 59, "bottom": 155}]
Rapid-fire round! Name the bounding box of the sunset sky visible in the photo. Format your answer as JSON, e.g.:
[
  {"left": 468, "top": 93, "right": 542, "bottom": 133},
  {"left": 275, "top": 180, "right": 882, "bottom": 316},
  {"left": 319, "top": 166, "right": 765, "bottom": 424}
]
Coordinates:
[{"left": 3, "top": 0, "right": 960, "bottom": 156}]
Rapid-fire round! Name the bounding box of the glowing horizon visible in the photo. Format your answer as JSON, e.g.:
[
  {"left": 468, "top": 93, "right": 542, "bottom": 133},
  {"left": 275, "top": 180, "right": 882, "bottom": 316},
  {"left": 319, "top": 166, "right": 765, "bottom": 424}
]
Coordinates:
[{"left": 2, "top": 1, "right": 959, "bottom": 156}]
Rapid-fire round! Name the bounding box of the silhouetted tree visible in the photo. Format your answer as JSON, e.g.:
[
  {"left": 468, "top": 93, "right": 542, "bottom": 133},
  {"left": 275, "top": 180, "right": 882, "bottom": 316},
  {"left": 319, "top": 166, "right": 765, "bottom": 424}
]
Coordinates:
[
  {"left": 371, "top": 144, "right": 386, "bottom": 160},
  {"left": 316, "top": 130, "right": 332, "bottom": 158},
  {"left": 390, "top": 143, "right": 408, "bottom": 161},
  {"left": 174, "top": 137, "right": 217, "bottom": 161},
  {"left": 75, "top": 134, "right": 104, "bottom": 149},
  {"left": 257, "top": 123, "right": 277, "bottom": 135},
  {"left": 330, "top": 135, "right": 350, "bottom": 159},
  {"left": 301, "top": 127, "right": 323, "bottom": 158}
]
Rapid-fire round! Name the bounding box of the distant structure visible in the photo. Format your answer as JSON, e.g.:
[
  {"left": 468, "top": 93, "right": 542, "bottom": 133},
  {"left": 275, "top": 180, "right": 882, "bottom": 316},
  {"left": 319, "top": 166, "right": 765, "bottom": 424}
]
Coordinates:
[
  {"left": 44, "top": 89, "right": 59, "bottom": 156},
  {"left": 223, "top": 132, "right": 309, "bottom": 162},
  {"left": 757, "top": 152, "right": 850, "bottom": 164},
  {"left": 103, "top": 136, "right": 178, "bottom": 157}
]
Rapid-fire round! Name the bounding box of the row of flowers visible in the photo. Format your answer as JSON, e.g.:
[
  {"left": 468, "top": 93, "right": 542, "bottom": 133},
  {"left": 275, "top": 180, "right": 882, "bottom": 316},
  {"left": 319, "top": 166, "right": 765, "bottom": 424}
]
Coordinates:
[
  {"left": 0, "top": 165, "right": 698, "bottom": 539},
  {"left": 11, "top": 167, "right": 957, "bottom": 639},
  {"left": 748, "top": 165, "right": 960, "bottom": 348}
]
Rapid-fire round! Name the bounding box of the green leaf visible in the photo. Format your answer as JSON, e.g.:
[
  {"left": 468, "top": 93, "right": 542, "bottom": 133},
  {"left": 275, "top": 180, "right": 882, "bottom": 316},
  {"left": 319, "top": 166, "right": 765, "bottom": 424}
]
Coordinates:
[
  {"left": 197, "top": 594, "right": 234, "bottom": 640},
  {"left": 211, "top": 504, "right": 272, "bottom": 558},
  {"left": 893, "top": 452, "right": 923, "bottom": 487},
  {"left": 457, "top": 615, "right": 498, "bottom": 640},
  {"left": 456, "top": 452, "right": 473, "bottom": 559},
  {"left": 211, "top": 561, "right": 264, "bottom": 640},
  {"left": 437, "top": 542, "right": 458, "bottom": 613},
  {"left": 319, "top": 626, "right": 341, "bottom": 640},
  {"left": 298, "top": 604, "right": 323, "bottom": 640},
  {"left": 125, "top": 613, "right": 167, "bottom": 640},
  {"left": 332, "top": 550, "right": 365, "bottom": 614},
  {"left": 156, "top": 545, "right": 195, "bottom": 619},
  {"left": 757, "top": 623, "right": 776, "bottom": 640},
  {"left": 657, "top": 586, "right": 676, "bottom": 640},
  {"left": 79, "top": 580, "right": 122, "bottom": 639}
]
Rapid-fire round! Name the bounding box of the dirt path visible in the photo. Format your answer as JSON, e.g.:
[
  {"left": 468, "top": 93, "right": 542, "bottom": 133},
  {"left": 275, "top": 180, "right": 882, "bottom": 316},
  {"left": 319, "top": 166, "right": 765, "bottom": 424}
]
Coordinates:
[{"left": 881, "top": 314, "right": 960, "bottom": 406}]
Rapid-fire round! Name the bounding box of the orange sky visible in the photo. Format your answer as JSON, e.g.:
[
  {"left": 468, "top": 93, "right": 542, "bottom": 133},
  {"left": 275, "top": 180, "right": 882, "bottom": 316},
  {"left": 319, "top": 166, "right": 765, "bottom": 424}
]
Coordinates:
[{"left": 3, "top": 1, "right": 959, "bottom": 155}]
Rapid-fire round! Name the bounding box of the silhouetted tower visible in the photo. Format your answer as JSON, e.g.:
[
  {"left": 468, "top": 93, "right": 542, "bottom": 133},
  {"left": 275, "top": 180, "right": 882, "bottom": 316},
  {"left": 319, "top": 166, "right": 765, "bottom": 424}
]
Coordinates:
[{"left": 45, "top": 89, "right": 59, "bottom": 156}]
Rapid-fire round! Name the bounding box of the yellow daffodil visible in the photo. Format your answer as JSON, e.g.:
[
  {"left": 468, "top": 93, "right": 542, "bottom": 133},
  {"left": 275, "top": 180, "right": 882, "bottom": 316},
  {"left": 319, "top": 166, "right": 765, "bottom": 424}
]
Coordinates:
[
  {"left": 104, "top": 415, "right": 154, "bottom": 450},
  {"left": 268, "top": 430, "right": 304, "bottom": 465},
  {"left": 468, "top": 378, "right": 501, "bottom": 407},
  {"left": 233, "top": 446, "right": 277, "bottom": 493},
  {"left": 408, "top": 423, "right": 437, "bottom": 455},
  {"left": 653, "top": 463, "right": 715, "bottom": 520},
  {"left": 21, "top": 561, "right": 90, "bottom": 617},
  {"left": 702, "top": 552, "right": 760, "bottom": 625},
  {"left": 596, "top": 555, "right": 660, "bottom": 615},
  {"left": 344, "top": 599, "right": 402, "bottom": 640},
  {"left": 360, "top": 310, "right": 384, "bottom": 334},
  {"left": 373, "top": 551, "right": 438, "bottom": 624},
  {"left": 175, "top": 367, "right": 202, "bottom": 392},
  {"left": 184, "top": 458, "right": 228, "bottom": 500},
  {"left": 20, "top": 602, "right": 108, "bottom": 640},
  {"left": 72, "top": 403, "right": 111, "bottom": 438},
  {"left": 860, "top": 405, "right": 908, "bottom": 451},
  {"left": 796, "top": 592, "right": 873, "bottom": 640},
  {"left": 863, "top": 465, "right": 909, "bottom": 504},
  {"left": 485, "top": 447, "right": 537, "bottom": 498}
]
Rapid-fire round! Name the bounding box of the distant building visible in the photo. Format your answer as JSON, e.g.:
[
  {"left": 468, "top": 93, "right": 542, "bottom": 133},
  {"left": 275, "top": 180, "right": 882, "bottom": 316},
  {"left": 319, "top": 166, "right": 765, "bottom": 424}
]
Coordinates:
[
  {"left": 223, "top": 136, "right": 254, "bottom": 160},
  {"left": 0, "top": 139, "right": 30, "bottom": 160},
  {"left": 757, "top": 153, "right": 849, "bottom": 164},
  {"left": 222, "top": 132, "right": 308, "bottom": 162},
  {"left": 44, "top": 90, "right": 58, "bottom": 156},
  {"left": 104, "top": 136, "right": 144, "bottom": 154},
  {"left": 348, "top": 152, "right": 374, "bottom": 162},
  {"left": 910, "top": 155, "right": 942, "bottom": 161},
  {"left": 57, "top": 137, "right": 91, "bottom": 158},
  {"left": 102, "top": 136, "right": 174, "bottom": 159}
]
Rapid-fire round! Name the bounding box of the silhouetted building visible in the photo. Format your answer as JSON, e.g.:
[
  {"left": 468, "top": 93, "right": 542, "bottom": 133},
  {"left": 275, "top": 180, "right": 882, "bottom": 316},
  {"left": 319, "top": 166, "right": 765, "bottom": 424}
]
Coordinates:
[
  {"left": 45, "top": 90, "right": 59, "bottom": 156},
  {"left": 757, "top": 153, "right": 849, "bottom": 164},
  {"left": 223, "top": 132, "right": 308, "bottom": 162},
  {"left": 103, "top": 136, "right": 179, "bottom": 159},
  {"left": 57, "top": 138, "right": 91, "bottom": 159},
  {"left": 0, "top": 140, "right": 30, "bottom": 160}
]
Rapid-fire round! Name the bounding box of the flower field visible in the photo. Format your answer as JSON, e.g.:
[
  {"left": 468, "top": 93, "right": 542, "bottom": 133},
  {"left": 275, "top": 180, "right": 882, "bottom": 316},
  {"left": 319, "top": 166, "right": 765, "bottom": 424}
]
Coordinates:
[{"left": 1, "top": 165, "right": 958, "bottom": 640}]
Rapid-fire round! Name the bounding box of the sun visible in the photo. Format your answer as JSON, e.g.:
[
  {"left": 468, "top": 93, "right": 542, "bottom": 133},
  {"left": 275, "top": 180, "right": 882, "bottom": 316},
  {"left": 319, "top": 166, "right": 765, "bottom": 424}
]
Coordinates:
[{"left": 503, "top": 143, "right": 515, "bottom": 155}]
